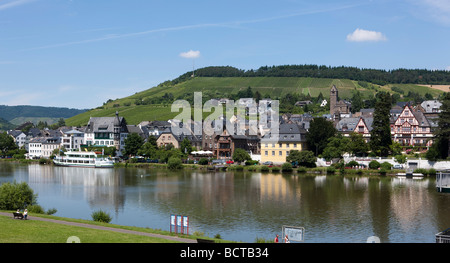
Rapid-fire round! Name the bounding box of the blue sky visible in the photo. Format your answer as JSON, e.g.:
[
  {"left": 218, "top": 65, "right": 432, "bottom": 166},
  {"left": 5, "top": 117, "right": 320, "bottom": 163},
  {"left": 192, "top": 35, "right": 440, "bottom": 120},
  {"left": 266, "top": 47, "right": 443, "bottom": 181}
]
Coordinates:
[{"left": 1, "top": 0, "right": 449, "bottom": 109}]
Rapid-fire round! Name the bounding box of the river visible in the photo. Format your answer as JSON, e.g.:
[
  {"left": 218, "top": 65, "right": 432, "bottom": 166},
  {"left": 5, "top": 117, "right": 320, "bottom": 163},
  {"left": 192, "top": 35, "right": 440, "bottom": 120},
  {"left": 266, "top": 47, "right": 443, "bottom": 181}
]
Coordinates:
[{"left": 1, "top": 162, "right": 449, "bottom": 243}]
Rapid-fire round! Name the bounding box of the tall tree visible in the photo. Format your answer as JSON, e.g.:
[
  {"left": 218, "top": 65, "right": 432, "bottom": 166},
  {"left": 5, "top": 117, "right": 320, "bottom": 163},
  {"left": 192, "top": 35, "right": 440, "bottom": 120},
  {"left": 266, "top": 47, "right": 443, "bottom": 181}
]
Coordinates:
[
  {"left": 351, "top": 90, "right": 364, "bottom": 113},
  {"left": 306, "top": 117, "right": 336, "bottom": 156},
  {"left": 370, "top": 92, "right": 392, "bottom": 156},
  {"left": 432, "top": 92, "right": 450, "bottom": 159},
  {"left": 123, "top": 133, "right": 144, "bottom": 156}
]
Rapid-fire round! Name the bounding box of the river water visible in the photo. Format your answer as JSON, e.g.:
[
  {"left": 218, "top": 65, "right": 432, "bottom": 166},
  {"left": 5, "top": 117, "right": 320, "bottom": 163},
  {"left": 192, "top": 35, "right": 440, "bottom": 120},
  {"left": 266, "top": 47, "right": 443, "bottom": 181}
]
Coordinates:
[{"left": 1, "top": 162, "right": 449, "bottom": 243}]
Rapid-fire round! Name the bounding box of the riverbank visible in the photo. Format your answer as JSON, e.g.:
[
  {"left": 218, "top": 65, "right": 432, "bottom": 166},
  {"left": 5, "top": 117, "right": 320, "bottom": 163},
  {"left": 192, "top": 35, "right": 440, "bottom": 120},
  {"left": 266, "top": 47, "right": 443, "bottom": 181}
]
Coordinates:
[
  {"left": 1, "top": 158, "right": 439, "bottom": 177},
  {"left": 0, "top": 211, "right": 226, "bottom": 243}
]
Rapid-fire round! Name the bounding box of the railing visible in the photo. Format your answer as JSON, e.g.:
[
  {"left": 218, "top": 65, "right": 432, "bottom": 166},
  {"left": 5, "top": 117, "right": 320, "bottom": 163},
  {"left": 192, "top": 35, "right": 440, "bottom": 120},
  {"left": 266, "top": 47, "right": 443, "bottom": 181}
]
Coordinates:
[{"left": 436, "top": 229, "right": 450, "bottom": 243}]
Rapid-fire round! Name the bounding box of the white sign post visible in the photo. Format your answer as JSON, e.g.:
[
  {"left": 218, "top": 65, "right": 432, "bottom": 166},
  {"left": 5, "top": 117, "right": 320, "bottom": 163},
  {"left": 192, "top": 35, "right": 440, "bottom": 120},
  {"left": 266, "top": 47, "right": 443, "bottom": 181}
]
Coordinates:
[{"left": 282, "top": 226, "right": 305, "bottom": 242}]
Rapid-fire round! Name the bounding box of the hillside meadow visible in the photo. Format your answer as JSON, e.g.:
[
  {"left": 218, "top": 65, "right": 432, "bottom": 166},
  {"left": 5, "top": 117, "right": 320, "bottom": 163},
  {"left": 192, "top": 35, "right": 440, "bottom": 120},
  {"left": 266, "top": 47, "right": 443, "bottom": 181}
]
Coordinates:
[{"left": 66, "top": 76, "right": 444, "bottom": 126}]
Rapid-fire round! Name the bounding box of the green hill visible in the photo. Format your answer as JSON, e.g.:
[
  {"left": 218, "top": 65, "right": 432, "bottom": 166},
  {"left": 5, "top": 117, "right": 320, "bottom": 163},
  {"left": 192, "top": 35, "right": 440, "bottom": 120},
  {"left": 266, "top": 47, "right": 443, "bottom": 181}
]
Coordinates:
[{"left": 66, "top": 66, "right": 448, "bottom": 126}]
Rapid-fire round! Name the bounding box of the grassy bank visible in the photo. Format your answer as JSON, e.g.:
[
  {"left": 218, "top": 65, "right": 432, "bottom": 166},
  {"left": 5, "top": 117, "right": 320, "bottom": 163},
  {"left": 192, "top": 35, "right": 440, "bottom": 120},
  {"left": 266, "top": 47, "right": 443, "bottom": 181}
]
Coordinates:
[{"left": 0, "top": 212, "right": 226, "bottom": 243}]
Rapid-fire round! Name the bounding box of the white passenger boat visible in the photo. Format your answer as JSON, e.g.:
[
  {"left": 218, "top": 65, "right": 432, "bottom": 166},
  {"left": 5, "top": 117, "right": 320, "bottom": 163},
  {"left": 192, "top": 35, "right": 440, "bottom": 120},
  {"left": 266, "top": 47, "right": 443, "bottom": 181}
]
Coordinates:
[{"left": 53, "top": 151, "right": 114, "bottom": 168}]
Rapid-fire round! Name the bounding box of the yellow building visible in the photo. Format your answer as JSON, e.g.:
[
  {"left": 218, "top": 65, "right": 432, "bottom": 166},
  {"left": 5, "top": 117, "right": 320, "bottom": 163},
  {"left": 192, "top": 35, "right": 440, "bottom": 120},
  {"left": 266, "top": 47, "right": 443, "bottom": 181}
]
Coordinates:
[{"left": 260, "top": 123, "right": 307, "bottom": 164}]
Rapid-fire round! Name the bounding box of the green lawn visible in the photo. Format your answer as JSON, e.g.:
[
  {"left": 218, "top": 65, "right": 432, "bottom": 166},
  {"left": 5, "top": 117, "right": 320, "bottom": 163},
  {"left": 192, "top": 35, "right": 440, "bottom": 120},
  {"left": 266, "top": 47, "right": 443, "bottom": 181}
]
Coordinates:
[{"left": 0, "top": 213, "right": 186, "bottom": 243}]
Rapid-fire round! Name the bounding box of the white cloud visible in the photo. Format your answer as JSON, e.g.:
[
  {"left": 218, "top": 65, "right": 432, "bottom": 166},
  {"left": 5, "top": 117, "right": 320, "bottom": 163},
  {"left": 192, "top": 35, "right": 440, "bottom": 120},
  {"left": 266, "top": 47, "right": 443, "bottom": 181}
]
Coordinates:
[
  {"left": 0, "top": 0, "right": 35, "bottom": 11},
  {"left": 179, "top": 50, "right": 201, "bottom": 59},
  {"left": 346, "top": 28, "right": 387, "bottom": 42},
  {"left": 445, "top": 66, "right": 450, "bottom": 71},
  {"left": 407, "top": 0, "right": 450, "bottom": 26}
]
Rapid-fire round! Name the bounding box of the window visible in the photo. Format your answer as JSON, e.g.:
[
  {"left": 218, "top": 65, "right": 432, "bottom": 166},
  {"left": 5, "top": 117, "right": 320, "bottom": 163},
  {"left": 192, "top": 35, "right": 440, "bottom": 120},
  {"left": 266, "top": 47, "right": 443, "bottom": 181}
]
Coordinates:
[
  {"left": 279, "top": 151, "right": 282, "bottom": 156},
  {"left": 265, "top": 151, "right": 268, "bottom": 156},
  {"left": 272, "top": 151, "right": 275, "bottom": 156},
  {"left": 286, "top": 143, "right": 289, "bottom": 148},
  {"left": 279, "top": 143, "right": 282, "bottom": 148},
  {"left": 293, "top": 143, "right": 297, "bottom": 148}
]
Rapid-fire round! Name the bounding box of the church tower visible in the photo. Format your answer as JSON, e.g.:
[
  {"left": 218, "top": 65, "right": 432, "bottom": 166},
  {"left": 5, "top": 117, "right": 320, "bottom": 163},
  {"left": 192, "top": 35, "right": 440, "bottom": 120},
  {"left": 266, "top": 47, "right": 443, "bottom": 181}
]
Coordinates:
[{"left": 330, "top": 85, "right": 338, "bottom": 117}]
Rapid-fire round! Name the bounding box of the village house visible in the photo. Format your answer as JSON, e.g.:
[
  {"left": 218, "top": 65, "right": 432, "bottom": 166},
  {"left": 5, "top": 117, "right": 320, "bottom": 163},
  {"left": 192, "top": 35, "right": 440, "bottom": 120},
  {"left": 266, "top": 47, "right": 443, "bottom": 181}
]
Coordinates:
[
  {"left": 336, "top": 117, "right": 373, "bottom": 142},
  {"left": 260, "top": 123, "right": 307, "bottom": 164},
  {"left": 84, "top": 112, "right": 128, "bottom": 156},
  {"left": 7, "top": 130, "right": 27, "bottom": 149},
  {"left": 60, "top": 129, "right": 84, "bottom": 151},
  {"left": 28, "top": 137, "right": 61, "bottom": 158},
  {"left": 391, "top": 104, "right": 433, "bottom": 147}
]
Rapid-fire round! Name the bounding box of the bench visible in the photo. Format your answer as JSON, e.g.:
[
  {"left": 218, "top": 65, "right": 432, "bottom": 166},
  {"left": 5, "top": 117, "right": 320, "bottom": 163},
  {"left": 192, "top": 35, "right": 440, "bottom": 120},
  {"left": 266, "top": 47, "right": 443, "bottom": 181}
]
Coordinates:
[
  {"left": 197, "top": 238, "right": 215, "bottom": 243},
  {"left": 13, "top": 212, "right": 24, "bottom": 219}
]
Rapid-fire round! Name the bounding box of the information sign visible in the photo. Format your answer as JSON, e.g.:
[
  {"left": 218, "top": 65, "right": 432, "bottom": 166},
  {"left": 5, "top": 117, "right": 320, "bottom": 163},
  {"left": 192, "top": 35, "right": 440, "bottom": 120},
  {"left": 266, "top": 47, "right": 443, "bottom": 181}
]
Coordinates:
[{"left": 282, "top": 226, "right": 305, "bottom": 242}]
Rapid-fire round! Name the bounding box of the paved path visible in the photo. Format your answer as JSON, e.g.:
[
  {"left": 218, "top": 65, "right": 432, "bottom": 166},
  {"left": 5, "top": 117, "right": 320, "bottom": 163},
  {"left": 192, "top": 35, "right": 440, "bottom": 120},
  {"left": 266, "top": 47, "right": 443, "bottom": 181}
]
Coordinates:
[{"left": 0, "top": 212, "right": 197, "bottom": 243}]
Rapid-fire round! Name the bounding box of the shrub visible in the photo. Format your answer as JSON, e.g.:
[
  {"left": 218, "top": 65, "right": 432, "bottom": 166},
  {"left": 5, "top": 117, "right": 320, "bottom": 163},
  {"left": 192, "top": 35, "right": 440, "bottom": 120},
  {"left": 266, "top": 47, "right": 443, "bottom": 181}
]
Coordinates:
[
  {"left": 379, "top": 168, "right": 387, "bottom": 175},
  {"left": 39, "top": 158, "right": 50, "bottom": 165},
  {"left": 260, "top": 166, "right": 269, "bottom": 172},
  {"left": 327, "top": 166, "right": 336, "bottom": 174},
  {"left": 414, "top": 168, "right": 428, "bottom": 175},
  {"left": 245, "top": 160, "right": 259, "bottom": 166},
  {"left": 380, "top": 162, "right": 392, "bottom": 170},
  {"left": 428, "top": 168, "right": 437, "bottom": 176},
  {"left": 198, "top": 158, "right": 209, "bottom": 165},
  {"left": 369, "top": 160, "right": 380, "bottom": 170},
  {"left": 27, "top": 204, "right": 45, "bottom": 214},
  {"left": 271, "top": 166, "right": 280, "bottom": 172},
  {"left": 167, "top": 157, "right": 183, "bottom": 169},
  {"left": 346, "top": 160, "right": 359, "bottom": 168},
  {"left": 46, "top": 208, "right": 58, "bottom": 215},
  {"left": 234, "top": 165, "right": 244, "bottom": 171},
  {"left": 91, "top": 209, "right": 112, "bottom": 223},
  {"left": 282, "top": 162, "right": 293, "bottom": 172},
  {"left": 297, "top": 166, "right": 307, "bottom": 173}
]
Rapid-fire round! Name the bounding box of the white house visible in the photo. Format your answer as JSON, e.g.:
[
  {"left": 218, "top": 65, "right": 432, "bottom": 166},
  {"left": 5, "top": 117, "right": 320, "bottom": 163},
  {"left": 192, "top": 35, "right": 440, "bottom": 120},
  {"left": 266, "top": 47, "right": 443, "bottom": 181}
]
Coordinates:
[
  {"left": 61, "top": 129, "right": 84, "bottom": 151},
  {"left": 84, "top": 112, "right": 128, "bottom": 156},
  {"left": 7, "top": 130, "right": 27, "bottom": 149},
  {"left": 28, "top": 137, "right": 45, "bottom": 159}
]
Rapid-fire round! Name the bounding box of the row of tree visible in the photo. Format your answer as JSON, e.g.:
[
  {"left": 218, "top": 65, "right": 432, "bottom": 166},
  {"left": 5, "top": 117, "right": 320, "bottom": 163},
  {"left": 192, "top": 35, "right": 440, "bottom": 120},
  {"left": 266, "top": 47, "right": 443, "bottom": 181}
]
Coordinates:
[{"left": 166, "top": 65, "right": 450, "bottom": 86}]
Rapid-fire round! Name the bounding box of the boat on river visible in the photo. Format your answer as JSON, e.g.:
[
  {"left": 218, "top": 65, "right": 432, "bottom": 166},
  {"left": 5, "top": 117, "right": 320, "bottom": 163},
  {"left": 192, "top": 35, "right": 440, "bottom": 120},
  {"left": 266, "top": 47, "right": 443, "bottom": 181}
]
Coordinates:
[
  {"left": 396, "top": 168, "right": 424, "bottom": 178},
  {"left": 53, "top": 151, "right": 114, "bottom": 168}
]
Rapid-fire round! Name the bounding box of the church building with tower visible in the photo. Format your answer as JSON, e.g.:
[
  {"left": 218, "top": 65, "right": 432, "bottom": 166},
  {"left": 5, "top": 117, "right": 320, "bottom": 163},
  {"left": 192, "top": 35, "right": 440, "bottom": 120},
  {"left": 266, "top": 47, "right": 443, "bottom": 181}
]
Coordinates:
[{"left": 330, "top": 85, "right": 351, "bottom": 122}]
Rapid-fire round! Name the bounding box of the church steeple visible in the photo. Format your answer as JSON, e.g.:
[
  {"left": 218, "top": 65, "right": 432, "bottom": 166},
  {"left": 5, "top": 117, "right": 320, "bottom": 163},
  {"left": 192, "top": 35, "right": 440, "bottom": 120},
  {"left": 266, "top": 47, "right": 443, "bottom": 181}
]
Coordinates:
[{"left": 330, "top": 85, "right": 338, "bottom": 117}]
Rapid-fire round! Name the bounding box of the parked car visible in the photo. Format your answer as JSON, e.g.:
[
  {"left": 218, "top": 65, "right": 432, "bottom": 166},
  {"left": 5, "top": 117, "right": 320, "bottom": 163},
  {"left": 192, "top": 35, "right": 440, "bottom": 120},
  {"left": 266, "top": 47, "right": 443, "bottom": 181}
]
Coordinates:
[
  {"left": 226, "top": 160, "right": 234, "bottom": 164},
  {"left": 212, "top": 159, "right": 226, "bottom": 165},
  {"left": 263, "top": 161, "right": 273, "bottom": 167},
  {"left": 393, "top": 164, "right": 403, "bottom": 169}
]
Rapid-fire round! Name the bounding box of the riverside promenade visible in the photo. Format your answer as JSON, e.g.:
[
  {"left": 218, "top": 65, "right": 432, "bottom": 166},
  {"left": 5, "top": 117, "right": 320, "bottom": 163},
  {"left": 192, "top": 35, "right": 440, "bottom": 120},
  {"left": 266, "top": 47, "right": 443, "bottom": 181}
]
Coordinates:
[{"left": 0, "top": 212, "right": 197, "bottom": 243}]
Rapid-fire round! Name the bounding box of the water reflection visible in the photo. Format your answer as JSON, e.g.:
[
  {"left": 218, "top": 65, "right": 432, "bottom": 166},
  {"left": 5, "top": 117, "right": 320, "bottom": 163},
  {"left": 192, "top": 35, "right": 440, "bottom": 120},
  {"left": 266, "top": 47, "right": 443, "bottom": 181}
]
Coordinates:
[{"left": 2, "top": 163, "right": 450, "bottom": 243}]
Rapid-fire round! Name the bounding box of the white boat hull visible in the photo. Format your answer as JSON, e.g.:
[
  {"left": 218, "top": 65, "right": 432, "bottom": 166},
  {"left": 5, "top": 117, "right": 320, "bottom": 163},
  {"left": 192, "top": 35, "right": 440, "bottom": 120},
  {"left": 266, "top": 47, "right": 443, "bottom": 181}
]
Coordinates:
[{"left": 53, "top": 151, "right": 114, "bottom": 168}]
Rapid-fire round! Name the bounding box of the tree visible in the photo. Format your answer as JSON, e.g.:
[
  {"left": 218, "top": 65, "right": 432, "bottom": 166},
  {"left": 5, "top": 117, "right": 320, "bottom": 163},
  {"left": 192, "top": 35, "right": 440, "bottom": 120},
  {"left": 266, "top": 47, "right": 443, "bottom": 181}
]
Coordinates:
[
  {"left": 232, "top": 148, "right": 251, "bottom": 163},
  {"left": 0, "top": 132, "right": 18, "bottom": 156},
  {"left": 180, "top": 137, "right": 192, "bottom": 155},
  {"left": 0, "top": 181, "right": 37, "bottom": 210},
  {"left": 123, "top": 133, "right": 144, "bottom": 156},
  {"left": 286, "top": 150, "right": 317, "bottom": 168},
  {"left": 322, "top": 135, "right": 350, "bottom": 161},
  {"left": 348, "top": 133, "right": 369, "bottom": 156},
  {"left": 370, "top": 92, "right": 392, "bottom": 156},
  {"left": 138, "top": 141, "right": 158, "bottom": 158},
  {"left": 306, "top": 118, "right": 336, "bottom": 156},
  {"left": 351, "top": 91, "right": 364, "bottom": 113},
  {"left": 433, "top": 92, "right": 450, "bottom": 159}
]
